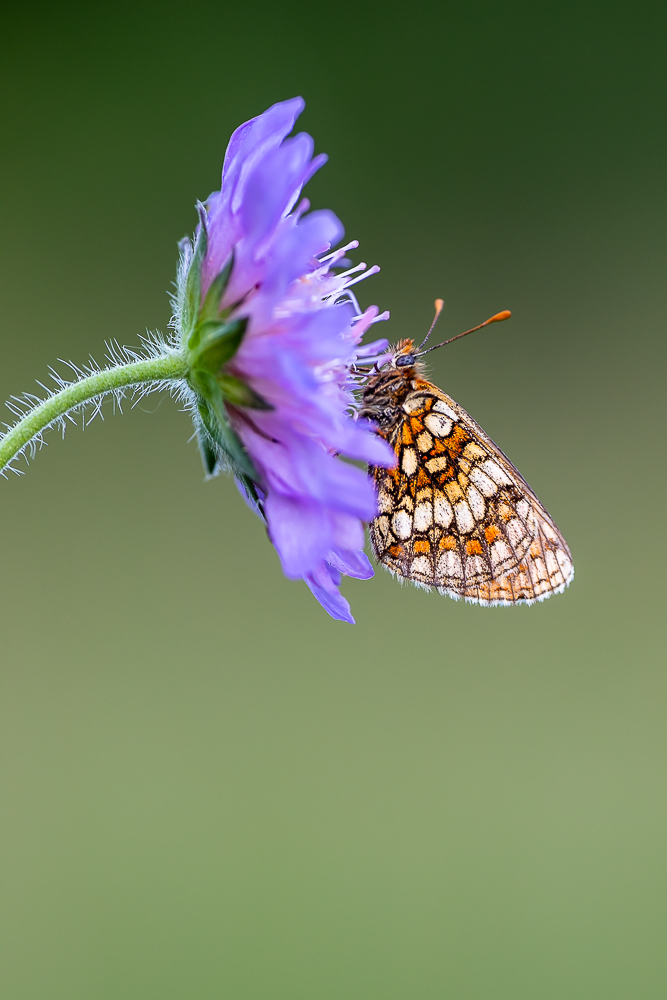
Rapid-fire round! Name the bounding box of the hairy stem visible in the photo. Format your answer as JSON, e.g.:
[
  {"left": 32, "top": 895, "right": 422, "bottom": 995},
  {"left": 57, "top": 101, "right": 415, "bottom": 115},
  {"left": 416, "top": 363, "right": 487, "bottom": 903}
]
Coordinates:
[{"left": 0, "top": 352, "right": 188, "bottom": 473}]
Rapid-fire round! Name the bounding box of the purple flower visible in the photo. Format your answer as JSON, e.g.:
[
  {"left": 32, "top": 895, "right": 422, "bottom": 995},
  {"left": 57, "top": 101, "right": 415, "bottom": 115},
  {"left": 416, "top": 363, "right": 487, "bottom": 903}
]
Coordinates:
[{"left": 176, "top": 98, "right": 395, "bottom": 623}]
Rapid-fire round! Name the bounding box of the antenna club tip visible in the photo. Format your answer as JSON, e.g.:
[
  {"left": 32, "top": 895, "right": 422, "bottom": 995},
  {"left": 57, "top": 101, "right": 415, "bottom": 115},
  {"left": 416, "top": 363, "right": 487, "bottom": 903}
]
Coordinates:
[
  {"left": 434, "top": 298, "right": 444, "bottom": 312},
  {"left": 486, "top": 310, "right": 511, "bottom": 325}
]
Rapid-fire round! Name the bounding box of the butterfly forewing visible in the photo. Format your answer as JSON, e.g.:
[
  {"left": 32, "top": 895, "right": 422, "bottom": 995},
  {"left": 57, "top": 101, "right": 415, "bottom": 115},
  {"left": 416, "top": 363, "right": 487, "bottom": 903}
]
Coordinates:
[{"left": 366, "top": 369, "right": 574, "bottom": 606}]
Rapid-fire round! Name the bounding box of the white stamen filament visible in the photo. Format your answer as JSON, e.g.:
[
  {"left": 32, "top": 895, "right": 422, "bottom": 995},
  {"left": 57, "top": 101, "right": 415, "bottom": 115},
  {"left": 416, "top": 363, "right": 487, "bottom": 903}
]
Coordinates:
[
  {"left": 344, "top": 264, "right": 381, "bottom": 287},
  {"left": 318, "top": 240, "right": 359, "bottom": 263}
]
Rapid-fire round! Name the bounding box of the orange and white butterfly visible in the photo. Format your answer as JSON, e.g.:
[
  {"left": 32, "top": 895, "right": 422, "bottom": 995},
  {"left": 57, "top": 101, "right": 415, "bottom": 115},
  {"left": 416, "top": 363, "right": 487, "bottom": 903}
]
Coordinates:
[{"left": 359, "top": 304, "right": 574, "bottom": 605}]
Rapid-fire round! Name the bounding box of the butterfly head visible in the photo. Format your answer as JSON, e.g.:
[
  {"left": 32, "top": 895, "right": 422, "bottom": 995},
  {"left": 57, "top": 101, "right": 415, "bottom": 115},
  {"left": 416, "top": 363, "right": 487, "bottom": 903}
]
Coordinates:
[
  {"left": 391, "top": 340, "right": 417, "bottom": 368},
  {"left": 391, "top": 338, "right": 420, "bottom": 372}
]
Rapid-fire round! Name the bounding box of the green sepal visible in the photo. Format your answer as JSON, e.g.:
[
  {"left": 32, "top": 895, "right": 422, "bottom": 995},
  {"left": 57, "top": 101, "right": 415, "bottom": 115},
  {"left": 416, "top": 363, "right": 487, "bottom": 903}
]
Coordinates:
[
  {"left": 196, "top": 424, "right": 219, "bottom": 477},
  {"left": 192, "top": 317, "right": 249, "bottom": 372},
  {"left": 198, "top": 252, "right": 234, "bottom": 326},
  {"left": 193, "top": 374, "right": 258, "bottom": 482},
  {"left": 181, "top": 202, "right": 208, "bottom": 342},
  {"left": 236, "top": 473, "right": 266, "bottom": 520},
  {"left": 218, "top": 373, "right": 273, "bottom": 410}
]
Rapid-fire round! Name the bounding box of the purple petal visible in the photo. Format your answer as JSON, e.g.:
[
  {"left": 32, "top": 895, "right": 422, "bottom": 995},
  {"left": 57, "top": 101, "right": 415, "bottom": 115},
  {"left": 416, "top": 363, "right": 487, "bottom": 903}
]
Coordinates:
[
  {"left": 264, "top": 493, "right": 329, "bottom": 577},
  {"left": 304, "top": 562, "right": 355, "bottom": 624},
  {"left": 356, "top": 338, "right": 390, "bottom": 357},
  {"left": 222, "top": 98, "right": 305, "bottom": 214},
  {"left": 327, "top": 547, "right": 375, "bottom": 580}
]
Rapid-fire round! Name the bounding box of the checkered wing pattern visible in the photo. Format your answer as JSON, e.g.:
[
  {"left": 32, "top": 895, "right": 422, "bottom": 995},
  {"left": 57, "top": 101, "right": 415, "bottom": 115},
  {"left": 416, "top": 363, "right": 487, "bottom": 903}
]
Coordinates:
[{"left": 368, "top": 382, "right": 574, "bottom": 605}]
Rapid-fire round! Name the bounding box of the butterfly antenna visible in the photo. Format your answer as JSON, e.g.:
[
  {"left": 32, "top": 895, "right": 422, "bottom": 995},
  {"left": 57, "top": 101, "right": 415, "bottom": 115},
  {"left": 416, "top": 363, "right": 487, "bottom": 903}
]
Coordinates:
[
  {"left": 417, "top": 299, "right": 445, "bottom": 350},
  {"left": 417, "top": 310, "right": 511, "bottom": 357}
]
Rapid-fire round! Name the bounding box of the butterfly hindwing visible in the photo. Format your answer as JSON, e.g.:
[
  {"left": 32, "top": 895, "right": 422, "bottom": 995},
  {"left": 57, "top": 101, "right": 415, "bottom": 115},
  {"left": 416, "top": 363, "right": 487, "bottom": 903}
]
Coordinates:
[{"left": 368, "top": 380, "right": 574, "bottom": 605}]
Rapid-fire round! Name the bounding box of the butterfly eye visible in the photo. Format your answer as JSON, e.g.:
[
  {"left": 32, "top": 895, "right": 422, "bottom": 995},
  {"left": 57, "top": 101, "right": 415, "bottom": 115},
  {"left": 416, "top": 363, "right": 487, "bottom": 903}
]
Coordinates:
[{"left": 396, "top": 354, "right": 416, "bottom": 367}]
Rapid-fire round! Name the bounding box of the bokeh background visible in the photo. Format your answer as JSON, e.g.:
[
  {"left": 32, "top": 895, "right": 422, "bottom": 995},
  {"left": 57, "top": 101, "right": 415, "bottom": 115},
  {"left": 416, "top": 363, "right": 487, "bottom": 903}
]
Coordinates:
[{"left": 1, "top": 2, "right": 666, "bottom": 997}]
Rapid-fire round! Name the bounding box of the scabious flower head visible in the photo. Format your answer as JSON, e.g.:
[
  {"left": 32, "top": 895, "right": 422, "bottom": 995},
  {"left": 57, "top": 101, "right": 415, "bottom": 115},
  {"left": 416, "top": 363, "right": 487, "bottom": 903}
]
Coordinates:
[{"left": 174, "top": 97, "right": 395, "bottom": 623}]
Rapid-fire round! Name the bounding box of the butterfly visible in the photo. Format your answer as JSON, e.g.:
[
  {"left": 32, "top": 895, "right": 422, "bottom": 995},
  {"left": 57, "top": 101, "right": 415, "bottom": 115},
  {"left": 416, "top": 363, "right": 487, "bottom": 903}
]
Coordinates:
[{"left": 359, "top": 303, "right": 574, "bottom": 605}]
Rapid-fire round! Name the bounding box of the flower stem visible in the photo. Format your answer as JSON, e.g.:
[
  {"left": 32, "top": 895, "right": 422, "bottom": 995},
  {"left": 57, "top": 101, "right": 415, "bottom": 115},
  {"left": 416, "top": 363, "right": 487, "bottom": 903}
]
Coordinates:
[{"left": 0, "top": 352, "right": 188, "bottom": 473}]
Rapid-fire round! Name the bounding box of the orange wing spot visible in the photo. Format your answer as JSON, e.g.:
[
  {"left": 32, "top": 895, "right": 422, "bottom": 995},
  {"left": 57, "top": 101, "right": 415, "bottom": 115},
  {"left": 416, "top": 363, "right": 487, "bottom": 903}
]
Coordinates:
[
  {"left": 416, "top": 468, "right": 430, "bottom": 487},
  {"left": 431, "top": 437, "right": 448, "bottom": 454},
  {"left": 485, "top": 524, "right": 501, "bottom": 545},
  {"left": 530, "top": 541, "right": 542, "bottom": 558},
  {"left": 401, "top": 423, "right": 414, "bottom": 444},
  {"left": 446, "top": 425, "right": 469, "bottom": 455},
  {"left": 388, "top": 544, "right": 403, "bottom": 558},
  {"left": 466, "top": 539, "right": 483, "bottom": 556},
  {"left": 439, "top": 535, "right": 458, "bottom": 550},
  {"left": 414, "top": 539, "right": 431, "bottom": 554},
  {"left": 389, "top": 467, "right": 401, "bottom": 485},
  {"left": 410, "top": 416, "right": 425, "bottom": 434}
]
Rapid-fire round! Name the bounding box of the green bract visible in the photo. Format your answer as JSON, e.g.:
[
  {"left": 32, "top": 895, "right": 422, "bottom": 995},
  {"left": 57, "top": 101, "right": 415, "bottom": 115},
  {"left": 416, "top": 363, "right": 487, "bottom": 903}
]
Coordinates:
[{"left": 178, "top": 208, "right": 272, "bottom": 482}]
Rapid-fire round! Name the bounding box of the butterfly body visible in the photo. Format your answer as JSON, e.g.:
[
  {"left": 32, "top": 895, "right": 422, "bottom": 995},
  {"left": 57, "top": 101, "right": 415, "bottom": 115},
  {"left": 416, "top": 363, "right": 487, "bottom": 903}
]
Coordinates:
[{"left": 360, "top": 339, "right": 574, "bottom": 605}]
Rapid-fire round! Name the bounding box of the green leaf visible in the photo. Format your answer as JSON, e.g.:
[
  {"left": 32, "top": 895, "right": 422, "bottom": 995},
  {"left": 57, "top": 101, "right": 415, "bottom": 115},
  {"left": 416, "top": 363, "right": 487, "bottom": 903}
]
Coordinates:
[
  {"left": 218, "top": 373, "right": 273, "bottom": 410},
  {"left": 199, "top": 252, "right": 234, "bottom": 324},
  {"left": 193, "top": 317, "right": 248, "bottom": 372},
  {"left": 181, "top": 202, "right": 208, "bottom": 343}
]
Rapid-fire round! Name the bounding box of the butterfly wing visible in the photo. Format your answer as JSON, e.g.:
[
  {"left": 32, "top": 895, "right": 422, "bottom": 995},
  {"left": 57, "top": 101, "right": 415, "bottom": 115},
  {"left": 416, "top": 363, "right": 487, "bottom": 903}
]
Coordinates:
[{"left": 368, "top": 381, "right": 574, "bottom": 605}]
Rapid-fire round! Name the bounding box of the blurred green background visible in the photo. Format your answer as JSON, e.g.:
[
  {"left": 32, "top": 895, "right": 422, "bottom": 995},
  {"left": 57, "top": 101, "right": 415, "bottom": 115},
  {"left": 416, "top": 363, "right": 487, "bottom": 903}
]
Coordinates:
[{"left": 1, "top": 1, "right": 666, "bottom": 997}]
